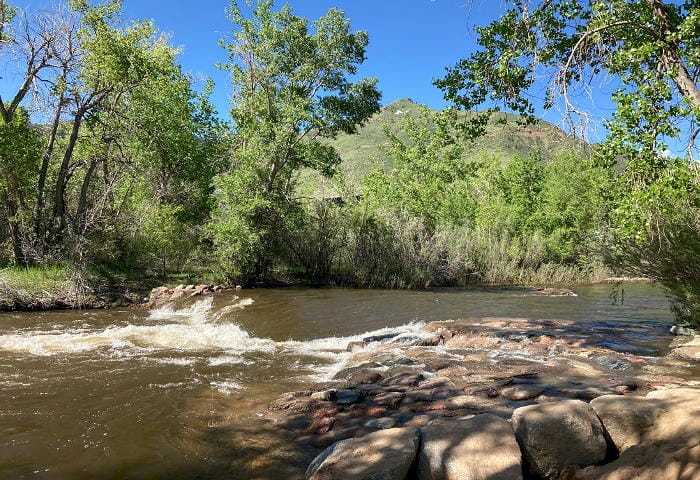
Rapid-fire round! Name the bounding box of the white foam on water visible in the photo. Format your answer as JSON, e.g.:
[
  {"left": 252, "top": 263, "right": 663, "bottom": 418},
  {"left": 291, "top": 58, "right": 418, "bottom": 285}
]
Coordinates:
[
  {"left": 148, "top": 296, "right": 215, "bottom": 323},
  {"left": 151, "top": 357, "right": 197, "bottom": 366},
  {"left": 210, "top": 379, "right": 243, "bottom": 394},
  {"left": 0, "top": 320, "right": 277, "bottom": 357},
  {"left": 0, "top": 297, "right": 432, "bottom": 385},
  {"left": 208, "top": 356, "right": 253, "bottom": 367}
]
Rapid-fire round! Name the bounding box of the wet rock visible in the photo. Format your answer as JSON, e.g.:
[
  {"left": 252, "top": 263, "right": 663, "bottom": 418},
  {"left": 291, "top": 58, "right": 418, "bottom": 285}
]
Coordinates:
[
  {"left": 349, "top": 405, "right": 388, "bottom": 418},
  {"left": 670, "top": 325, "right": 699, "bottom": 336},
  {"left": 373, "top": 392, "right": 405, "bottom": 409},
  {"left": 417, "top": 414, "right": 523, "bottom": 480},
  {"left": 670, "top": 336, "right": 700, "bottom": 361},
  {"left": 305, "top": 427, "right": 421, "bottom": 480},
  {"left": 595, "top": 340, "right": 659, "bottom": 357},
  {"left": 396, "top": 334, "right": 441, "bottom": 347},
  {"left": 442, "top": 394, "right": 503, "bottom": 412},
  {"left": 418, "top": 377, "right": 456, "bottom": 390},
  {"left": 401, "top": 414, "right": 431, "bottom": 428},
  {"left": 312, "top": 406, "right": 344, "bottom": 419},
  {"left": 424, "top": 359, "right": 456, "bottom": 372},
  {"left": 311, "top": 390, "right": 337, "bottom": 401},
  {"left": 149, "top": 286, "right": 170, "bottom": 298},
  {"left": 560, "top": 385, "right": 618, "bottom": 400},
  {"left": 500, "top": 384, "right": 544, "bottom": 401},
  {"left": 346, "top": 341, "right": 365, "bottom": 352},
  {"left": 363, "top": 332, "right": 401, "bottom": 344},
  {"left": 169, "top": 289, "right": 187, "bottom": 301},
  {"left": 610, "top": 379, "right": 638, "bottom": 394},
  {"left": 511, "top": 399, "right": 608, "bottom": 479},
  {"left": 335, "top": 390, "right": 362, "bottom": 406},
  {"left": 409, "top": 400, "right": 449, "bottom": 413},
  {"left": 446, "top": 335, "right": 501, "bottom": 349},
  {"left": 596, "top": 354, "right": 633, "bottom": 371},
  {"left": 306, "top": 416, "right": 336, "bottom": 434},
  {"left": 363, "top": 417, "right": 397, "bottom": 429},
  {"left": 535, "top": 287, "right": 576, "bottom": 296},
  {"left": 349, "top": 370, "right": 384, "bottom": 384},
  {"left": 381, "top": 372, "right": 424, "bottom": 389},
  {"left": 269, "top": 392, "right": 319, "bottom": 413}
]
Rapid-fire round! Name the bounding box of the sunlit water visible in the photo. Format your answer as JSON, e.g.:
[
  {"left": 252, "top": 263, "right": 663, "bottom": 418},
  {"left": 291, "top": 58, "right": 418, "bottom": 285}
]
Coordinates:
[{"left": 0, "top": 284, "right": 678, "bottom": 479}]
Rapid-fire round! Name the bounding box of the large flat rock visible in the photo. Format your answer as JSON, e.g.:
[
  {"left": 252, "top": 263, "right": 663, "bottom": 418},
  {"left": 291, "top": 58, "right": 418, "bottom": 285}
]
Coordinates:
[
  {"left": 306, "top": 427, "right": 420, "bottom": 480},
  {"left": 417, "top": 413, "right": 522, "bottom": 480}
]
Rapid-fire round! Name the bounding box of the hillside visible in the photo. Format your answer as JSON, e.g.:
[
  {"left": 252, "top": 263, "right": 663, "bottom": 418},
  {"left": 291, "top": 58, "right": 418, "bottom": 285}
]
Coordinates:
[{"left": 302, "top": 98, "right": 588, "bottom": 196}]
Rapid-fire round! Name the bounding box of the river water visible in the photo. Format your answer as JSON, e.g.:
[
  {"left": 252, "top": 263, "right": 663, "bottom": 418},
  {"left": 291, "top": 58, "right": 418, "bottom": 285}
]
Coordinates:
[{"left": 0, "top": 284, "right": 679, "bottom": 479}]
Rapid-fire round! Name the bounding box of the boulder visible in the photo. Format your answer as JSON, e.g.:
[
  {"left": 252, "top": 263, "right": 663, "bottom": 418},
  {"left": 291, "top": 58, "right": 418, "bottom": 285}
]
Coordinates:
[
  {"left": 590, "top": 394, "right": 663, "bottom": 453},
  {"left": 335, "top": 390, "right": 362, "bottom": 406},
  {"left": 350, "top": 370, "right": 384, "bottom": 384},
  {"left": 417, "top": 413, "right": 523, "bottom": 480},
  {"left": 499, "top": 384, "right": 544, "bottom": 401},
  {"left": 580, "top": 388, "right": 700, "bottom": 479},
  {"left": 306, "top": 427, "right": 421, "bottom": 480},
  {"left": 511, "top": 399, "right": 608, "bottom": 479}
]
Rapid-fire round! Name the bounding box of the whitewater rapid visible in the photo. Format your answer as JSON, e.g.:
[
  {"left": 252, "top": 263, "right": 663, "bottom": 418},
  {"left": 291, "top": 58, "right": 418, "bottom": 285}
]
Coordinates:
[{"left": 0, "top": 296, "right": 430, "bottom": 387}]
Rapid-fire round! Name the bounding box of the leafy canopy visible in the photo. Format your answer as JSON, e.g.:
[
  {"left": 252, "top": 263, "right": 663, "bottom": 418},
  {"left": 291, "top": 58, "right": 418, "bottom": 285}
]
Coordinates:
[{"left": 211, "top": 0, "right": 381, "bottom": 281}]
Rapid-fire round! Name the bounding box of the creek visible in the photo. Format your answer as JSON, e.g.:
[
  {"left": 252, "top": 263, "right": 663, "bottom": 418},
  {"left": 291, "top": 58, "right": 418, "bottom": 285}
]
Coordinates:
[{"left": 0, "top": 284, "right": 681, "bottom": 479}]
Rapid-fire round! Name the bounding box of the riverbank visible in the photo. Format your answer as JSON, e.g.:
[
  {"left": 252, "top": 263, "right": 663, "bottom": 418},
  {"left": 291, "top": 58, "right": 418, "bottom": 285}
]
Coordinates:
[{"left": 264, "top": 316, "right": 700, "bottom": 479}]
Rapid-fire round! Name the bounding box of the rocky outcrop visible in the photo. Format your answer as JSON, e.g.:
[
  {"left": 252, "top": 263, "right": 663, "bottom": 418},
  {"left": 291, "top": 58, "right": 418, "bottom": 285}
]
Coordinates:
[
  {"left": 417, "top": 414, "right": 522, "bottom": 480},
  {"left": 267, "top": 315, "right": 700, "bottom": 479},
  {"left": 305, "top": 427, "right": 421, "bottom": 480},
  {"left": 147, "top": 283, "right": 233, "bottom": 306},
  {"left": 511, "top": 400, "right": 608, "bottom": 479}
]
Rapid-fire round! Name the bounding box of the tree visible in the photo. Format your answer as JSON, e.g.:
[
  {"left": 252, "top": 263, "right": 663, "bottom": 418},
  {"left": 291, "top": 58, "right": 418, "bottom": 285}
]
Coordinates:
[
  {"left": 211, "top": 0, "right": 381, "bottom": 282},
  {"left": 436, "top": 0, "right": 700, "bottom": 325},
  {"left": 362, "top": 106, "right": 476, "bottom": 230},
  {"left": 0, "top": 0, "right": 223, "bottom": 272}
]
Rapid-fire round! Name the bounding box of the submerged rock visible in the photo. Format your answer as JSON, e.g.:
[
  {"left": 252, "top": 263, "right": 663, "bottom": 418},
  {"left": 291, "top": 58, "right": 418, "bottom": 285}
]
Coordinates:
[{"left": 305, "top": 427, "right": 420, "bottom": 480}]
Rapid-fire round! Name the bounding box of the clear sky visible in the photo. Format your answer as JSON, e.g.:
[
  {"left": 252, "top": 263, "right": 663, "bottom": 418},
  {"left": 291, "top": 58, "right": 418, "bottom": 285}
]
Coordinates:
[{"left": 110, "top": 0, "right": 500, "bottom": 116}]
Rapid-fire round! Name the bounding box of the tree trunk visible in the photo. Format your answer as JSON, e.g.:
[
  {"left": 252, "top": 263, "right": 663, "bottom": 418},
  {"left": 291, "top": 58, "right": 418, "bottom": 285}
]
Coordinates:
[
  {"left": 52, "top": 112, "right": 83, "bottom": 241},
  {"left": 648, "top": 0, "right": 700, "bottom": 111},
  {"left": 73, "top": 157, "right": 98, "bottom": 235},
  {"left": 34, "top": 97, "right": 65, "bottom": 245}
]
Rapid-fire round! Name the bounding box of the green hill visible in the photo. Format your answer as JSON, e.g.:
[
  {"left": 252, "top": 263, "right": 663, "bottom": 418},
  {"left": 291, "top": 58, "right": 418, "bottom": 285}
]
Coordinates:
[{"left": 301, "top": 98, "right": 588, "bottom": 196}]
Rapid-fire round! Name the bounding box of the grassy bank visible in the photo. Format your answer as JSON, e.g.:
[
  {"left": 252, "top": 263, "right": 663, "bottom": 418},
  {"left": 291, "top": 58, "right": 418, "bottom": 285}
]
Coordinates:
[{"left": 0, "top": 265, "right": 148, "bottom": 311}]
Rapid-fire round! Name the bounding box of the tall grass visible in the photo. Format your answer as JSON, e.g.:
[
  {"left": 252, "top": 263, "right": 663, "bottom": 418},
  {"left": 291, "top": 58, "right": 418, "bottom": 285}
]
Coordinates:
[{"left": 288, "top": 207, "right": 607, "bottom": 288}]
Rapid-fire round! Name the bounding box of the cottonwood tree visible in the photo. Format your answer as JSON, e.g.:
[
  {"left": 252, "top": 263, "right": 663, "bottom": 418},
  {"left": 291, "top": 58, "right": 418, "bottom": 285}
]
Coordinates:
[
  {"left": 211, "top": 0, "right": 381, "bottom": 281},
  {"left": 0, "top": 0, "right": 222, "bottom": 271},
  {"left": 436, "top": 0, "right": 700, "bottom": 325}
]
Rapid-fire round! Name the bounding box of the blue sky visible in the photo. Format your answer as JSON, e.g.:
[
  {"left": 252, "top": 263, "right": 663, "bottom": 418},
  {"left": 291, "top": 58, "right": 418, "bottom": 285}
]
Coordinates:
[{"left": 114, "top": 0, "right": 498, "bottom": 116}]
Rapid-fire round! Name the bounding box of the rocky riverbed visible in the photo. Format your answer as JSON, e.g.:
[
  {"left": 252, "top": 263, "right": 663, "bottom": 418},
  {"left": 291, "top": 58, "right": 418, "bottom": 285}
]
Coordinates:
[{"left": 265, "top": 316, "right": 700, "bottom": 479}]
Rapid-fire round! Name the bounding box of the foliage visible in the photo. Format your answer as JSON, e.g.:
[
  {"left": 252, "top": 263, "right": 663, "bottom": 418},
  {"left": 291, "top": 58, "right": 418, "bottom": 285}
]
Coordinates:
[
  {"left": 362, "top": 106, "right": 476, "bottom": 229},
  {"left": 0, "top": 0, "right": 224, "bottom": 279},
  {"left": 211, "top": 0, "right": 380, "bottom": 282},
  {"left": 436, "top": 0, "right": 700, "bottom": 324}
]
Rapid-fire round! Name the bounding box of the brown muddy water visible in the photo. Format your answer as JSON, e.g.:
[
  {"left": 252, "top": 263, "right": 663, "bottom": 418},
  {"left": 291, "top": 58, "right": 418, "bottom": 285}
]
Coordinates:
[{"left": 0, "top": 284, "right": 681, "bottom": 479}]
